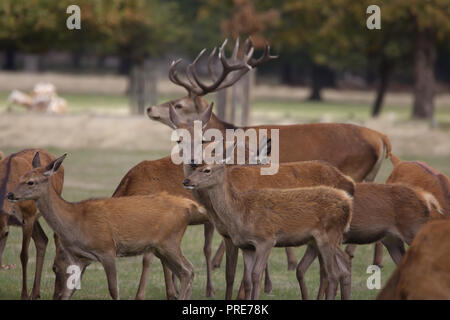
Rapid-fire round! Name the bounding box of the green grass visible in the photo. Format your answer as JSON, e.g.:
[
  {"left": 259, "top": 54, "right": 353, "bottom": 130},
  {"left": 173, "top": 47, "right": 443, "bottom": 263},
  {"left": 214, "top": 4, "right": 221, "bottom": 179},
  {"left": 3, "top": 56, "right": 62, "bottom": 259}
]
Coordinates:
[{"left": 1, "top": 146, "right": 449, "bottom": 300}]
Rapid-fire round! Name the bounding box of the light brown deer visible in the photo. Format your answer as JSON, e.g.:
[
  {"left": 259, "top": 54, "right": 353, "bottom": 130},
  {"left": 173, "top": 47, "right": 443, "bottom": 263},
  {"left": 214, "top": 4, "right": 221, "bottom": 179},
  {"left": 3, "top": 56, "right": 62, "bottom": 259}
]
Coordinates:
[
  {"left": 0, "top": 148, "right": 64, "bottom": 299},
  {"left": 7, "top": 152, "right": 202, "bottom": 300},
  {"left": 296, "top": 181, "right": 443, "bottom": 299},
  {"left": 386, "top": 154, "right": 449, "bottom": 217},
  {"left": 181, "top": 150, "right": 355, "bottom": 299},
  {"left": 183, "top": 159, "right": 353, "bottom": 300},
  {"left": 377, "top": 219, "right": 450, "bottom": 299},
  {"left": 109, "top": 156, "right": 213, "bottom": 299},
  {"left": 149, "top": 39, "right": 391, "bottom": 268}
]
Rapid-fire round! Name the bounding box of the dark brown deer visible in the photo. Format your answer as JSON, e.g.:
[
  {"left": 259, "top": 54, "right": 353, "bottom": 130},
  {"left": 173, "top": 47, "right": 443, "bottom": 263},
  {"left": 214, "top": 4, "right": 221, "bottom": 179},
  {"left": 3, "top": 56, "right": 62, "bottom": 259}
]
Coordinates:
[
  {"left": 0, "top": 149, "right": 64, "bottom": 299},
  {"left": 296, "top": 181, "right": 443, "bottom": 299},
  {"left": 377, "top": 219, "right": 450, "bottom": 299},
  {"left": 148, "top": 38, "right": 391, "bottom": 269}
]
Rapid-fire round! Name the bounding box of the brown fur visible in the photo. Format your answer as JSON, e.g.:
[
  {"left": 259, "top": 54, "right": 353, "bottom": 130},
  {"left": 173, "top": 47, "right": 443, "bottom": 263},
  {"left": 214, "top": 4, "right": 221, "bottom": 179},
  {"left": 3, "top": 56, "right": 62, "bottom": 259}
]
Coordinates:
[
  {"left": 185, "top": 163, "right": 353, "bottom": 300},
  {"left": 298, "top": 182, "right": 441, "bottom": 299},
  {"left": 0, "top": 149, "right": 63, "bottom": 299},
  {"left": 377, "top": 220, "right": 450, "bottom": 299},
  {"left": 386, "top": 154, "right": 449, "bottom": 217},
  {"left": 111, "top": 156, "right": 213, "bottom": 299},
  {"left": 169, "top": 102, "right": 391, "bottom": 268},
  {"left": 10, "top": 156, "right": 199, "bottom": 300}
]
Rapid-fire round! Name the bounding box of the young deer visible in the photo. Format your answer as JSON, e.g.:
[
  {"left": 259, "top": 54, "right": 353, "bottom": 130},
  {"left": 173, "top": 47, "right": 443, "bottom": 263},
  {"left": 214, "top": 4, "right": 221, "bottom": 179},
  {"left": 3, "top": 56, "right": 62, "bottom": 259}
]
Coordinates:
[
  {"left": 0, "top": 148, "right": 64, "bottom": 299},
  {"left": 386, "top": 154, "right": 449, "bottom": 217},
  {"left": 296, "top": 181, "right": 443, "bottom": 299},
  {"left": 7, "top": 153, "right": 201, "bottom": 300},
  {"left": 110, "top": 157, "right": 214, "bottom": 299},
  {"left": 377, "top": 219, "right": 450, "bottom": 299},
  {"left": 183, "top": 158, "right": 353, "bottom": 300}
]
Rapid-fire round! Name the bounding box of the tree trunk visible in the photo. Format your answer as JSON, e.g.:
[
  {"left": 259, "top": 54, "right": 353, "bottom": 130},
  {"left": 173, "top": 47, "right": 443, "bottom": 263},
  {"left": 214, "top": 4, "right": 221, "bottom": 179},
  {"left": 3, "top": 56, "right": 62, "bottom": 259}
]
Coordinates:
[
  {"left": 216, "top": 89, "right": 227, "bottom": 121},
  {"left": 129, "top": 60, "right": 157, "bottom": 115},
  {"left": 3, "top": 48, "right": 17, "bottom": 70},
  {"left": 412, "top": 27, "right": 436, "bottom": 119},
  {"left": 371, "top": 58, "right": 392, "bottom": 117},
  {"left": 308, "top": 64, "right": 323, "bottom": 101}
]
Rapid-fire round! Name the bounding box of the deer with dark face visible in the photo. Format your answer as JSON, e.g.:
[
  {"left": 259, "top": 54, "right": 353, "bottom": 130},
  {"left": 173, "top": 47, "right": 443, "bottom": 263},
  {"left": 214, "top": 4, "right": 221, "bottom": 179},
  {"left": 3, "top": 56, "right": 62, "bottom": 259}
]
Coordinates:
[
  {"left": 0, "top": 149, "right": 64, "bottom": 299},
  {"left": 148, "top": 38, "right": 392, "bottom": 269},
  {"left": 8, "top": 153, "right": 201, "bottom": 300}
]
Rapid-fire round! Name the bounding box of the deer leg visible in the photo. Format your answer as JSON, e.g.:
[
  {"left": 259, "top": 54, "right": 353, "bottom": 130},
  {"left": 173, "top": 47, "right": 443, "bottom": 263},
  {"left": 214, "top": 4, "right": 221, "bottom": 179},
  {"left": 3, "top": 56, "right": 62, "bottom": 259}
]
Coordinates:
[
  {"left": 135, "top": 252, "right": 154, "bottom": 300},
  {"left": 372, "top": 242, "right": 384, "bottom": 267},
  {"left": 20, "top": 221, "right": 34, "bottom": 300},
  {"left": 158, "top": 246, "right": 194, "bottom": 300},
  {"left": 162, "top": 262, "right": 178, "bottom": 300},
  {"left": 30, "top": 221, "right": 48, "bottom": 300},
  {"left": 203, "top": 221, "right": 215, "bottom": 297},
  {"left": 224, "top": 237, "right": 239, "bottom": 300},
  {"left": 241, "top": 249, "right": 256, "bottom": 300},
  {"left": 382, "top": 236, "right": 406, "bottom": 265},
  {"left": 264, "top": 262, "right": 272, "bottom": 293},
  {"left": 285, "top": 247, "right": 297, "bottom": 270},
  {"left": 100, "top": 255, "right": 119, "bottom": 300},
  {"left": 212, "top": 240, "right": 226, "bottom": 269},
  {"left": 316, "top": 253, "right": 328, "bottom": 300},
  {"left": 237, "top": 259, "right": 271, "bottom": 298},
  {"left": 315, "top": 242, "right": 340, "bottom": 300},
  {"left": 251, "top": 242, "right": 273, "bottom": 300},
  {"left": 296, "top": 244, "right": 318, "bottom": 300},
  {"left": 336, "top": 247, "right": 352, "bottom": 300},
  {"left": 0, "top": 233, "right": 8, "bottom": 268}
]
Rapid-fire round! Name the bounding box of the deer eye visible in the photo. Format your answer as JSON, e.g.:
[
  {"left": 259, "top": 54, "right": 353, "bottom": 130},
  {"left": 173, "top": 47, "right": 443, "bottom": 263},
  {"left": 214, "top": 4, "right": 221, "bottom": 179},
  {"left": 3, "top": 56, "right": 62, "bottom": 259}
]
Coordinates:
[
  {"left": 175, "top": 104, "right": 182, "bottom": 109},
  {"left": 203, "top": 168, "right": 211, "bottom": 174},
  {"left": 27, "top": 181, "right": 34, "bottom": 186}
]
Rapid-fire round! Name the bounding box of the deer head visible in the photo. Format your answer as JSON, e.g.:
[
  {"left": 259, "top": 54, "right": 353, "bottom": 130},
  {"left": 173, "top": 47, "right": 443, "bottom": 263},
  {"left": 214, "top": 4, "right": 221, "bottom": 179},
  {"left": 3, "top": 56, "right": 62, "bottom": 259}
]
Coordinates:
[
  {"left": 6, "top": 153, "right": 66, "bottom": 209},
  {"left": 147, "top": 38, "right": 277, "bottom": 128}
]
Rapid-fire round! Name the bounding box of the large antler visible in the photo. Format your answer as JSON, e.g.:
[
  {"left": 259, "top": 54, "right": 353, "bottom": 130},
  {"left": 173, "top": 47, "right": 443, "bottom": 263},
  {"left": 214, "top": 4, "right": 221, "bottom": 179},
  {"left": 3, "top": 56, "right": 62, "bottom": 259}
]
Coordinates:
[{"left": 168, "top": 38, "right": 277, "bottom": 97}]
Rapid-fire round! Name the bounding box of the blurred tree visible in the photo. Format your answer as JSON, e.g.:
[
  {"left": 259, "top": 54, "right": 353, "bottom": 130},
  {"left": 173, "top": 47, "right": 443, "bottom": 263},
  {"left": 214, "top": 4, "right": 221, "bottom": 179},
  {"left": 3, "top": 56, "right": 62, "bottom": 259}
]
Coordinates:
[
  {"left": 220, "top": 0, "right": 279, "bottom": 125},
  {"left": 0, "top": 0, "right": 60, "bottom": 70}
]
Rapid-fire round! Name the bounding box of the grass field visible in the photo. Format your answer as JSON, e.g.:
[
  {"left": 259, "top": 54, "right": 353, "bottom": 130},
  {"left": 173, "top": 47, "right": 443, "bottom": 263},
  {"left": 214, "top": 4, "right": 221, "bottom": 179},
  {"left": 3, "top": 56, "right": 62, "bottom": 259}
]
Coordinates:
[
  {"left": 1, "top": 88, "right": 449, "bottom": 300},
  {"left": 1, "top": 145, "right": 449, "bottom": 300}
]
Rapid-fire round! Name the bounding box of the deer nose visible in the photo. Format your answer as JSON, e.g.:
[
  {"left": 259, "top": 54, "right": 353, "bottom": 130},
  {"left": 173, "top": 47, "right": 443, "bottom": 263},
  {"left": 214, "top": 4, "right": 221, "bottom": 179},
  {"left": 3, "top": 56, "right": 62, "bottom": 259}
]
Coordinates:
[
  {"left": 182, "top": 179, "right": 190, "bottom": 186},
  {"left": 146, "top": 106, "right": 152, "bottom": 114},
  {"left": 6, "top": 192, "right": 14, "bottom": 200}
]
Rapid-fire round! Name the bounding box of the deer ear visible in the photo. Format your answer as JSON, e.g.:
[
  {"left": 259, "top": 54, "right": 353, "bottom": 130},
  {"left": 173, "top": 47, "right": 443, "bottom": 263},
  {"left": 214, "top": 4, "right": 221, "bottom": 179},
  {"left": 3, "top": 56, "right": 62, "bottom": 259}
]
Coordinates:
[
  {"left": 257, "top": 137, "right": 272, "bottom": 164},
  {"left": 32, "top": 152, "right": 42, "bottom": 168},
  {"left": 199, "top": 102, "right": 213, "bottom": 129},
  {"left": 169, "top": 104, "right": 182, "bottom": 128},
  {"left": 44, "top": 153, "right": 67, "bottom": 176}
]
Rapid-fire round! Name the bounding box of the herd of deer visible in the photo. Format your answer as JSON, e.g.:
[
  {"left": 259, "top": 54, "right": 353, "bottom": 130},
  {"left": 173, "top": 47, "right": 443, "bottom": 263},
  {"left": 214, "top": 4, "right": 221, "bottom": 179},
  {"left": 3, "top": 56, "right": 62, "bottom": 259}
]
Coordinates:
[{"left": 1, "top": 39, "right": 449, "bottom": 300}]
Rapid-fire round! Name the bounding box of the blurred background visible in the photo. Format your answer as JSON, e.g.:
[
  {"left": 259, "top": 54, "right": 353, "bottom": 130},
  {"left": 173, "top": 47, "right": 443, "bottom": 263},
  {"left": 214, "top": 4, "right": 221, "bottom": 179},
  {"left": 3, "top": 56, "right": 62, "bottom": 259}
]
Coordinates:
[{"left": 0, "top": 0, "right": 449, "bottom": 300}]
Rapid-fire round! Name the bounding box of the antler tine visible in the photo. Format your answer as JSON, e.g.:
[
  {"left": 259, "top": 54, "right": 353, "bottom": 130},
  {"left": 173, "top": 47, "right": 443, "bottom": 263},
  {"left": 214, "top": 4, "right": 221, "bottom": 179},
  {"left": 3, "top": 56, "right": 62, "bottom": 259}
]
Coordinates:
[
  {"left": 207, "top": 47, "right": 218, "bottom": 81},
  {"left": 231, "top": 37, "right": 240, "bottom": 62},
  {"left": 249, "top": 42, "right": 278, "bottom": 67},
  {"left": 169, "top": 59, "right": 200, "bottom": 95}
]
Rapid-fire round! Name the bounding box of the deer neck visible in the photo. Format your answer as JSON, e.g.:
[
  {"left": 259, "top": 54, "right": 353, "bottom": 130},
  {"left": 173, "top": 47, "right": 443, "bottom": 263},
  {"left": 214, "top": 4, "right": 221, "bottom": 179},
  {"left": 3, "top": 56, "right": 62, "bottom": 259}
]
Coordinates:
[
  {"left": 35, "top": 184, "right": 79, "bottom": 244},
  {"left": 205, "top": 168, "right": 246, "bottom": 239}
]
